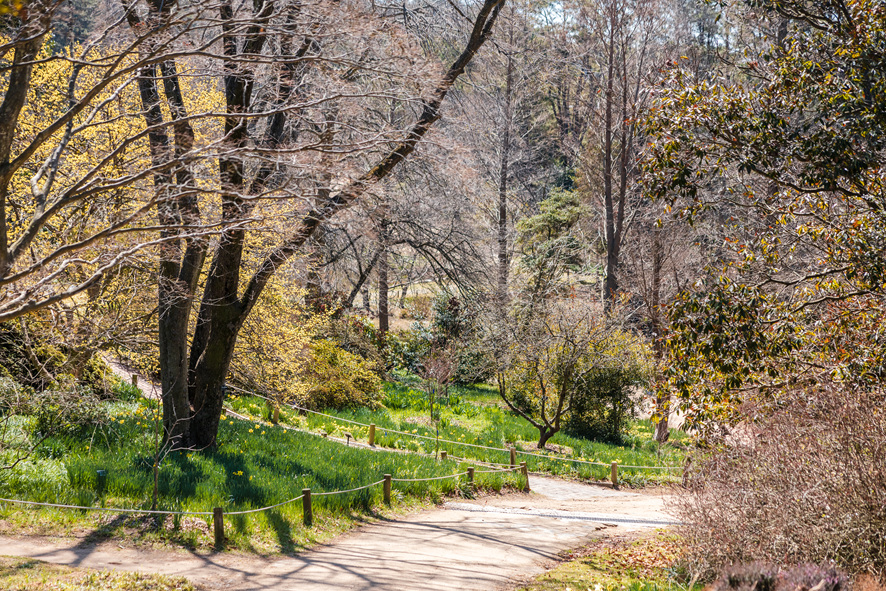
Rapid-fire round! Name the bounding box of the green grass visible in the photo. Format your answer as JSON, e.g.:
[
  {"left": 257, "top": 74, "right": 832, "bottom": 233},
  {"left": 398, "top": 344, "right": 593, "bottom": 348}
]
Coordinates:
[
  {"left": 0, "top": 556, "right": 202, "bottom": 590},
  {"left": 228, "top": 377, "right": 687, "bottom": 487},
  {"left": 0, "top": 399, "right": 521, "bottom": 554}
]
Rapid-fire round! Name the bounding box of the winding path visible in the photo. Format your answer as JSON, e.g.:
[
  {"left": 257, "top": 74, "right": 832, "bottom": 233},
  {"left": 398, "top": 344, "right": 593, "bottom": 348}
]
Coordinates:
[{"left": 0, "top": 476, "right": 673, "bottom": 590}]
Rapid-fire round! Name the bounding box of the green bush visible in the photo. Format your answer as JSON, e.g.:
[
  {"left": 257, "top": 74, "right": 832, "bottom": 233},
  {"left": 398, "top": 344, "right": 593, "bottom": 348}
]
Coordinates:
[
  {"left": 324, "top": 315, "right": 387, "bottom": 373},
  {"left": 303, "top": 340, "right": 383, "bottom": 410},
  {"left": 0, "top": 376, "right": 107, "bottom": 438},
  {"left": 566, "top": 365, "right": 644, "bottom": 443},
  {"left": 388, "top": 323, "right": 434, "bottom": 374},
  {"left": 32, "top": 378, "right": 108, "bottom": 437}
]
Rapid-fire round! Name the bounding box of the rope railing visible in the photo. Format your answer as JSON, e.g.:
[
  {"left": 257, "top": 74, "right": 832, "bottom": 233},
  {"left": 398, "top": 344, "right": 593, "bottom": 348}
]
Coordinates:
[
  {"left": 232, "top": 389, "right": 682, "bottom": 472},
  {"left": 0, "top": 462, "right": 526, "bottom": 546},
  {"left": 392, "top": 472, "right": 470, "bottom": 483},
  {"left": 311, "top": 480, "right": 386, "bottom": 496},
  {"left": 0, "top": 497, "right": 213, "bottom": 516}
]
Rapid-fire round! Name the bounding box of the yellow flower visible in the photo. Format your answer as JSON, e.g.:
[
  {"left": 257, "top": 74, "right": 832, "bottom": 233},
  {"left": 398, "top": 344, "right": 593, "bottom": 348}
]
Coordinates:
[
  {"left": 261, "top": 431, "right": 266, "bottom": 435},
  {"left": 249, "top": 429, "right": 254, "bottom": 433}
]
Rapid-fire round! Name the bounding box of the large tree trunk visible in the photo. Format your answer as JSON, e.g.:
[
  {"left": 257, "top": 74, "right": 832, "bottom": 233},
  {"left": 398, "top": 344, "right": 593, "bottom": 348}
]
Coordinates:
[
  {"left": 125, "top": 0, "right": 205, "bottom": 446},
  {"left": 602, "top": 6, "right": 617, "bottom": 309}
]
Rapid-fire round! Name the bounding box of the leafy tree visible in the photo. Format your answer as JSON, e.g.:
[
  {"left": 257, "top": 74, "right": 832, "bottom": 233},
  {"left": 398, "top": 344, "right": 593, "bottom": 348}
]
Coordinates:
[
  {"left": 488, "top": 298, "right": 646, "bottom": 448},
  {"left": 642, "top": 0, "right": 886, "bottom": 432},
  {"left": 514, "top": 188, "right": 585, "bottom": 308}
]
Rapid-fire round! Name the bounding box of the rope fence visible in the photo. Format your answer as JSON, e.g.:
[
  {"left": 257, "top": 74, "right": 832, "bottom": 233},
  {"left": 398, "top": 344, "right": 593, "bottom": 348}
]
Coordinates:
[
  {"left": 231, "top": 389, "right": 682, "bottom": 473},
  {"left": 0, "top": 380, "right": 672, "bottom": 547},
  {"left": 0, "top": 497, "right": 213, "bottom": 516},
  {"left": 0, "top": 462, "right": 526, "bottom": 547}
]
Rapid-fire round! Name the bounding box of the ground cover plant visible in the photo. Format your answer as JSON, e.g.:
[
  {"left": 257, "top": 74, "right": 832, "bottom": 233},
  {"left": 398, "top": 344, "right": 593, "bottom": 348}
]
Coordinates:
[
  {"left": 517, "top": 532, "right": 701, "bottom": 591},
  {"left": 0, "top": 397, "right": 521, "bottom": 554},
  {"left": 0, "top": 556, "right": 201, "bottom": 591},
  {"left": 227, "top": 375, "right": 687, "bottom": 486}
]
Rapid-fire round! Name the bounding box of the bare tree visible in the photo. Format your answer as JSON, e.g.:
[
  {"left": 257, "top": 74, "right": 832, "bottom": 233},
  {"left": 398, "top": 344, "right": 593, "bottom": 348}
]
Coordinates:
[
  {"left": 118, "top": 0, "right": 505, "bottom": 448},
  {"left": 545, "top": 0, "right": 678, "bottom": 309}
]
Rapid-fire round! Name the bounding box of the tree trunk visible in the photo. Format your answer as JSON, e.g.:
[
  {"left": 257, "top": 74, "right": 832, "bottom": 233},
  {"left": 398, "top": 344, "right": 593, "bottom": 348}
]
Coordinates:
[
  {"left": 362, "top": 285, "right": 372, "bottom": 313},
  {"left": 602, "top": 4, "right": 617, "bottom": 310},
  {"left": 125, "top": 1, "right": 205, "bottom": 446},
  {"left": 497, "top": 36, "right": 513, "bottom": 304},
  {"left": 306, "top": 226, "right": 325, "bottom": 310},
  {"left": 650, "top": 227, "right": 669, "bottom": 443},
  {"left": 398, "top": 283, "right": 409, "bottom": 309},
  {"left": 537, "top": 427, "right": 558, "bottom": 449},
  {"left": 377, "top": 217, "right": 390, "bottom": 336}
]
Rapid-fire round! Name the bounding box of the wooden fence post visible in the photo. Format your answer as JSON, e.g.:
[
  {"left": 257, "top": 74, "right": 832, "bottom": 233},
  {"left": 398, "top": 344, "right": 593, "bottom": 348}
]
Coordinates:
[
  {"left": 302, "top": 489, "right": 312, "bottom": 526},
  {"left": 368, "top": 424, "right": 376, "bottom": 447},
  {"left": 131, "top": 374, "right": 138, "bottom": 387},
  {"left": 383, "top": 474, "right": 392, "bottom": 505},
  {"left": 611, "top": 462, "right": 618, "bottom": 488},
  {"left": 510, "top": 447, "right": 516, "bottom": 468},
  {"left": 213, "top": 507, "right": 224, "bottom": 548},
  {"left": 467, "top": 467, "right": 474, "bottom": 488},
  {"left": 520, "top": 461, "right": 530, "bottom": 492},
  {"left": 440, "top": 451, "right": 447, "bottom": 461},
  {"left": 272, "top": 406, "right": 279, "bottom": 424}
]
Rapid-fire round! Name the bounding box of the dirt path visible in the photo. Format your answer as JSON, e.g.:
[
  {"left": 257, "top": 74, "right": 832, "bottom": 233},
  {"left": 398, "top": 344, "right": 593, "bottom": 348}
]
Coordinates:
[{"left": 0, "top": 477, "right": 673, "bottom": 590}]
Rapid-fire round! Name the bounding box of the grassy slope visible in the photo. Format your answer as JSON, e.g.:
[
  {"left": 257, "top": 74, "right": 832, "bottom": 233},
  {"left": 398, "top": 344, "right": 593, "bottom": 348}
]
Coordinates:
[
  {"left": 229, "top": 376, "right": 687, "bottom": 486},
  {"left": 0, "top": 399, "right": 520, "bottom": 553},
  {"left": 0, "top": 556, "right": 201, "bottom": 591}
]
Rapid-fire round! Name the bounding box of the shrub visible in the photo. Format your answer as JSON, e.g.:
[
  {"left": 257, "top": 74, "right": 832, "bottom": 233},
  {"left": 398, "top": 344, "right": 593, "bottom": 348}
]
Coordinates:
[
  {"left": 0, "top": 322, "right": 65, "bottom": 390},
  {"left": 388, "top": 322, "right": 435, "bottom": 374},
  {"left": 32, "top": 378, "right": 108, "bottom": 437},
  {"left": 0, "top": 376, "right": 107, "bottom": 439},
  {"left": 452, "top": 344, "right": 494, "bottom": 385},
  {"left": 324, "top": 315, "right": 386, "bottom": 373},
  {"left": 710, "top": 563, "right": 849, "bottom": 591},
  {"left": 566, "top": 366, "right": 644, "bottom": 443},
  {"left": 676, "top": 383, "right": 886, "bottom": 580},
  {"left": 81, "top": 355, "right": 122, "bottom": 398},
  {"left": 401, "top": 295, "right": 432, "bottom": 320},
  {"left": 232, "top": 282, "right": 329, "bottom": 403},
  {"left": 302, "top": 340, "right": 383, "bottom": 410}
]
